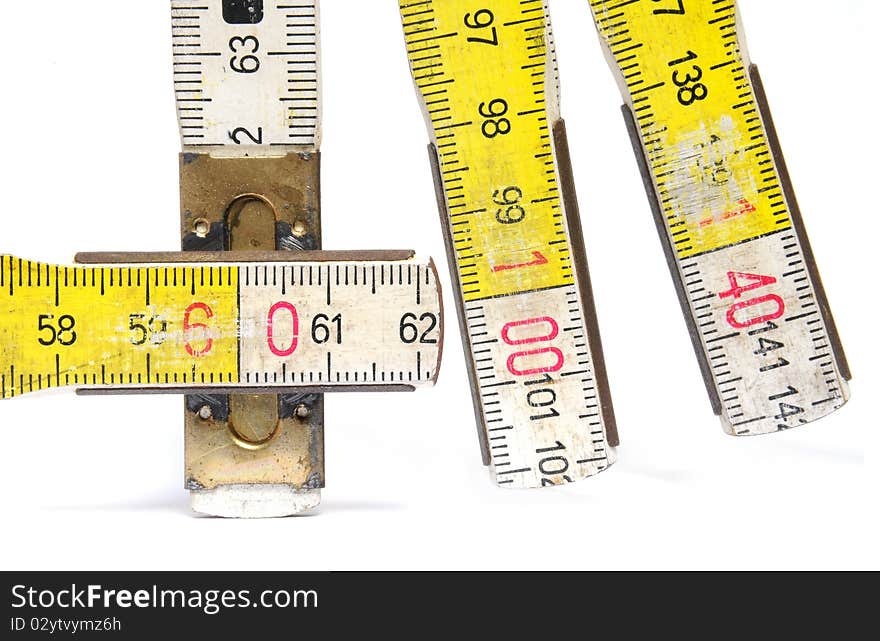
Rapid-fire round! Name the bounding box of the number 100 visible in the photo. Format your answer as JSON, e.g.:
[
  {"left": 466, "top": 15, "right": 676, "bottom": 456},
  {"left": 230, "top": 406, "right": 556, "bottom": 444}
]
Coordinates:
[{"left": 501, "top": 317, "right": 564, "bottom": 377}]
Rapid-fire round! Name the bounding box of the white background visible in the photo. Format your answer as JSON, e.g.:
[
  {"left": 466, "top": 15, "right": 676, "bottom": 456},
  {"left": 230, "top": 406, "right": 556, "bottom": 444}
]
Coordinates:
[{"left": 0, "top": 0, "right": 874, "bottom": 570}]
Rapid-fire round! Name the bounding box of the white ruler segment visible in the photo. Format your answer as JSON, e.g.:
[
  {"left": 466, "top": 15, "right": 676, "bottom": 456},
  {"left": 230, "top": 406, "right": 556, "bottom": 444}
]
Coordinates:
[
  {"left": 172, "top": 0, "right": 320, "bottom": 155},
  {"left": 467, "top": 288, "right": 614, "bottom": 485},
  {"left": 236, "top": 259, "right": 441, "bottom": 387},
  {"left": 680, "top": 234, "right": 848, "bottom": 433}
]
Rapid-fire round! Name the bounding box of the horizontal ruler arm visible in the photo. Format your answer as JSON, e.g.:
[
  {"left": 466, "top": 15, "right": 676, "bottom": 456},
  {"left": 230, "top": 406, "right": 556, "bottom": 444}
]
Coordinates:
[{"left": 0, "top": 252, "right": 442, "bottom": 399}]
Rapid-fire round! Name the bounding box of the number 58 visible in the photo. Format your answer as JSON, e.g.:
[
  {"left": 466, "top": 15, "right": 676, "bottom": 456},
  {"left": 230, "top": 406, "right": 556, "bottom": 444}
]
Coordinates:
[{"left": 37, "top": 314, "right": 77, "bottom": 346}]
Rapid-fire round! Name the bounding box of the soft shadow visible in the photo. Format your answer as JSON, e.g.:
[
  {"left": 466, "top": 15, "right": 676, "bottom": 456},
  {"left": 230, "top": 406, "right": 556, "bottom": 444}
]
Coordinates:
[
  {"left": 773, "top": 442, "right": 863, "bottom": 466},
  {"left": 620, "top": 463, "right": 694, "bottom": 484},
  {"left": 43, "top": 495, "right": 190, "bottom": 516},
  {"left": 190, "top": 500, "right": 406, "bottom": 518},
  {"left": 42, "top": 496, "right": 407, "bottom": 517},
  {"left": 314, "top": 499, "right": 407, "bottom": 514}
]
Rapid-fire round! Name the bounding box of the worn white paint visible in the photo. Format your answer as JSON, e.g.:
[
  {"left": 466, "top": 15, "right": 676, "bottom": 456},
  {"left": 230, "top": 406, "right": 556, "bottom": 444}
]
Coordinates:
[
  {"left": 191, "top": 484, "right": 320, "bottom": 518},
  {"left": 172, "top": 0, "right": 320, "bottom": 155},
  {"left": 237, "top": 260, "right": 441, "bottom": 387},
  {"left": 683, "top": 234, "right": 849, "bottom": 435},
  {"left": 468, "top": 287, "right": 616, "bottom": 488}
]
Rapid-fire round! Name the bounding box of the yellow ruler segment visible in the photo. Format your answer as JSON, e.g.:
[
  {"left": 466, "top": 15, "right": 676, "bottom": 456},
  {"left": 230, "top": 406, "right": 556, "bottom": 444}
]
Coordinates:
[
  {"left": 0, "top": 257, "right": 239, "bottom": 397},
  {"left": 402, "top": 0, "right": 572, "bottom": 301},
  {"left": 591, "top": 0, "right": 791, "bottom": 258}
]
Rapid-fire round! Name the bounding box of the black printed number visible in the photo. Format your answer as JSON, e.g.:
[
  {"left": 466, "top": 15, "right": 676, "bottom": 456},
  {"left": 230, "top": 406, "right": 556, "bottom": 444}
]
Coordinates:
[
  {"left": 311, "top": 314, "right": 342, "bottom": 345},
  {"left": 229, "top": 127, "right": 263, "bottom": 144},
  {"left": 494, "top": 186, "right": 526, "bottom": 225},
  {"left": 479, "top": 98, "right": 510, "bottom": 138},
  {"left": 400, "top": 313, "right": 439, "bottom": 344},
  {"left": 464, "top": 9, "right": 498, "bottom": 46},
  {"left": 229, "top": 35, "right": 260, "bottom": 73},
  {"left": 38, "top": 314, "right": 77, "bottom": 347},
  {"left": 669, "top": 50, "right": 708, "bottom": 106},
  {"left": 129, "top": 314, "right": 168, "bottom": 346}
]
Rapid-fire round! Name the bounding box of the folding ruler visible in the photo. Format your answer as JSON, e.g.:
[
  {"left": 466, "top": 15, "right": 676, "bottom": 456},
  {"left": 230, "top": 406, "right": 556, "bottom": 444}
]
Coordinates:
[
  {"left": 587, "top": 0, "right": 850, "bottom": 435},
  {"left": 0, "top": 0, "right": 443, "bottom": 517},
  {"left": 399, "top": 0, "right": 619, "bottom": 489}
]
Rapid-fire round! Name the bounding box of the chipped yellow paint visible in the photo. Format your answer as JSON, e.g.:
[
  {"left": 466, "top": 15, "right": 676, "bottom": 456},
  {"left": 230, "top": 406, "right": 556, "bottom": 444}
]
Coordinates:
[
  {"left": 0, "top": 257, "right": 239, "bottom": 398},
  {"left": 590, "top": 0, "right": 792, "bottom": 258}
]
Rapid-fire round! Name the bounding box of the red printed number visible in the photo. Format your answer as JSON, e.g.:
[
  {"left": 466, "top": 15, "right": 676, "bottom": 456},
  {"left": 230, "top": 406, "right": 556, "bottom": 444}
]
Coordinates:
[
  {"left": 502, "top": 317, "right": 564, "bottom": 376},
  {"left": 719, "top": 272, "right": 785, "bottom": 329},
  {"left": 184, "top": 302, "right": 214, "bottom": 357},
  {"left": 267, "top": 301, "right": 299, "bottom": 357},
  {"left": 492, "top": 251, "right": 548, "bottom": 273}
]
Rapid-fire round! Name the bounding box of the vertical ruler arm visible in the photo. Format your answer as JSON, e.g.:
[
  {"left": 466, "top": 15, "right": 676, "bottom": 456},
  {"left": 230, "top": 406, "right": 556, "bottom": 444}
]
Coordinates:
[
  {"left": 173, "top": 0, "right": 324, "bottom": 516},
  {"left": 402, "top": 0, "right": 618, "bottom": 488},
  {"left": 172, "top": 0, "right": 320, "bottom": 153},
  {"left": 588, "top": 0, "right": 850, "bottom": 435}
]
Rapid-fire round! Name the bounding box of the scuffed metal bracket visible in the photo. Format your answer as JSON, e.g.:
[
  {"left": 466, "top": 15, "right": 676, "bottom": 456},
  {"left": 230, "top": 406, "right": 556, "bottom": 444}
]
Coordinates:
[{"left": 180, "top": 152, "right": 324, "bottom": 516}]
